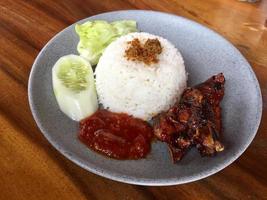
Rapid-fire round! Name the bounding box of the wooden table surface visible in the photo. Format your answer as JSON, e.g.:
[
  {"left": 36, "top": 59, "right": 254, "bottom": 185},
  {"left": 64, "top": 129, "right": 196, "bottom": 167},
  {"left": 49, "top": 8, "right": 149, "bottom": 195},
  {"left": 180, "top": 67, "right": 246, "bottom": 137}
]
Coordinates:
[{"left": 1, "top": 0, "right": 267, "bottom": 199}]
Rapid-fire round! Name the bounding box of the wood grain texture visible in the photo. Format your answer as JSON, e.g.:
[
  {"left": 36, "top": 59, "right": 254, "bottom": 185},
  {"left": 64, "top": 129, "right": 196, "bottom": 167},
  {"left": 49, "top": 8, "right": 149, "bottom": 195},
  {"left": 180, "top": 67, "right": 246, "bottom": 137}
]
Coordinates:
[{"left": 0, "top": 0, "right": 267, "bottom": 199}]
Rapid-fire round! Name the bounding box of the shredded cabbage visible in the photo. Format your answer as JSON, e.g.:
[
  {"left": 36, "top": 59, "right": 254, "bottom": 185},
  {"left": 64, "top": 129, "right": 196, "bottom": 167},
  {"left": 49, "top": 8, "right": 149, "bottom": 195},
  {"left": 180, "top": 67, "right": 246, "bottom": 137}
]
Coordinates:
[{"left": 75, "top": 20, "right": 137, "bottom": 65}]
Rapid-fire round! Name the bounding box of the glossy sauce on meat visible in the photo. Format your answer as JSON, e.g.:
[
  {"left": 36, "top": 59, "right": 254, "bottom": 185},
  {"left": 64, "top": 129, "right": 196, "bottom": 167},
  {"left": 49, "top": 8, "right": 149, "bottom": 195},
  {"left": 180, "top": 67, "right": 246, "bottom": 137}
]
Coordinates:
[
  {"left": 154, "top": 73, "right": 225, "bottom": 162},
  {"left": 79, "top": 110, "right": 153, "bottom": 159}
]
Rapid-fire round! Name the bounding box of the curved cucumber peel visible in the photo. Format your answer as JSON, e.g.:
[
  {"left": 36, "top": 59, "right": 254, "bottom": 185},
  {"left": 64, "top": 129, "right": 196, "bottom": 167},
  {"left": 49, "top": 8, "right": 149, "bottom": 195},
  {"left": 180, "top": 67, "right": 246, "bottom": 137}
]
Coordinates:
[{"left": 52, "top": 54, "right": 98, "bottom": 121}]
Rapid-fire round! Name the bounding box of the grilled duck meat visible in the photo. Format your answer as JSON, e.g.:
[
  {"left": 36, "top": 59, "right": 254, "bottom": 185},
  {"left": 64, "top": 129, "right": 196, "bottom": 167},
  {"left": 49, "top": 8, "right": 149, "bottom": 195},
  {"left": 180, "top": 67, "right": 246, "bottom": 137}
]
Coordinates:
[{"left": 154, "top": 73, "right": 225, "bottom": 162}]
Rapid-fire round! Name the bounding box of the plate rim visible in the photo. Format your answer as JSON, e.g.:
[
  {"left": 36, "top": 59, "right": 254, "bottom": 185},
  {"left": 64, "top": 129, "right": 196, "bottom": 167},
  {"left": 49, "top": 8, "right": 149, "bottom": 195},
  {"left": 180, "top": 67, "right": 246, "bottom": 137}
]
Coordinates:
[{"left": 28, "top": 10, "right": 263, "bottom": 186}]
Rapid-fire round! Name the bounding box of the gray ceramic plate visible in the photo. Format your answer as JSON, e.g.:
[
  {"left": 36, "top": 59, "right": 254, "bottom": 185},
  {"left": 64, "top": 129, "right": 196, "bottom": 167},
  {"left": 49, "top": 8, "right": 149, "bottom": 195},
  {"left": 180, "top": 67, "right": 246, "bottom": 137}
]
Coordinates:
[{"left": 28, "top": 10, "right": 262, "bottom": 186}]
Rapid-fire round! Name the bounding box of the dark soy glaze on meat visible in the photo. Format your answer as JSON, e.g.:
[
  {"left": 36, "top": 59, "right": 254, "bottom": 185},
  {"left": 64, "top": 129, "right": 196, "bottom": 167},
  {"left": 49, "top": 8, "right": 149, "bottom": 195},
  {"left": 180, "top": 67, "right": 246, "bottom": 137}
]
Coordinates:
[{"left": 154, "top": 73, "right": 225, "bottom": 162}]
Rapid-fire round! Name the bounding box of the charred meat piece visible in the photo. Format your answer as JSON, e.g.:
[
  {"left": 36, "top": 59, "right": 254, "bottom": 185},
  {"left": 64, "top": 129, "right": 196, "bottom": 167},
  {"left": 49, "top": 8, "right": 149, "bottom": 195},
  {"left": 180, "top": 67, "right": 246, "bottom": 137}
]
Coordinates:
[{"left": 154, "top": 73, "right": 225, "bottom": 162}]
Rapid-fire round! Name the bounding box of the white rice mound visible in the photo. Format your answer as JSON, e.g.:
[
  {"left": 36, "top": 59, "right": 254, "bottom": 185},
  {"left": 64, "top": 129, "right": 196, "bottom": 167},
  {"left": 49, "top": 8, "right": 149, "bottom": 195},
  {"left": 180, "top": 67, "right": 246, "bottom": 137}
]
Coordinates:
[{"left": 95, "top": 32, "right": 187, "bottom": 120}]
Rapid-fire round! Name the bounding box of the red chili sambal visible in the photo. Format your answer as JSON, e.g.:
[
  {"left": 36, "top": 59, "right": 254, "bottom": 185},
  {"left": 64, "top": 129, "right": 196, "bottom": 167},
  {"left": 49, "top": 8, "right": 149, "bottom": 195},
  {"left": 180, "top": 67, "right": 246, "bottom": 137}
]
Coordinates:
[{"left": 79, "top": 109, "right": 153, "bottom": 159}]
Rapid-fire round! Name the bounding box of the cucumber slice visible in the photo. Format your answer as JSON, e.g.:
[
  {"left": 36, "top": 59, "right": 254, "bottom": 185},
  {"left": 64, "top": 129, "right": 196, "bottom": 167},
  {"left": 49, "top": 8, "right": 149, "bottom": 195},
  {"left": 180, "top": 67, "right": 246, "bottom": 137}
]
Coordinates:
[{"left": 52, "top": 54, "right": 98, "bottom": 121}]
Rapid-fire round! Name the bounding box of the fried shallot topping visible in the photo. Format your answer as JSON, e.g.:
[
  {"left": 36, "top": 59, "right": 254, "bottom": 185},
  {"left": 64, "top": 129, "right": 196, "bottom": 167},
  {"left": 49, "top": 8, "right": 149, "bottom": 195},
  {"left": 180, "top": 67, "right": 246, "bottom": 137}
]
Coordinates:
[{"left": 125, "top": 38, "right": 162, "bottom": 65}]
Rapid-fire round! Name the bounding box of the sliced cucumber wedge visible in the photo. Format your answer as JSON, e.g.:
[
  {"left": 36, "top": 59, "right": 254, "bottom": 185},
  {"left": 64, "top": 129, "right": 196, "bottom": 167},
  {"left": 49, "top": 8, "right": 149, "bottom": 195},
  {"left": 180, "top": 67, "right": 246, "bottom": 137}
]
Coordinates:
[{"left": 52, "top": 54, "right": 98, "bottom": 121}]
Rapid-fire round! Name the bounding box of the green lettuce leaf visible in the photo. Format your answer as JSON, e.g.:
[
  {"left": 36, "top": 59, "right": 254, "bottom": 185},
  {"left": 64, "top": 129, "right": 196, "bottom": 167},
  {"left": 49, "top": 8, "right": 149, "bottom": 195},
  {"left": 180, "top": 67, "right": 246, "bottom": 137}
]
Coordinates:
[{"left": 75, "top": 20, "right": 137, "bottom": 65}]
